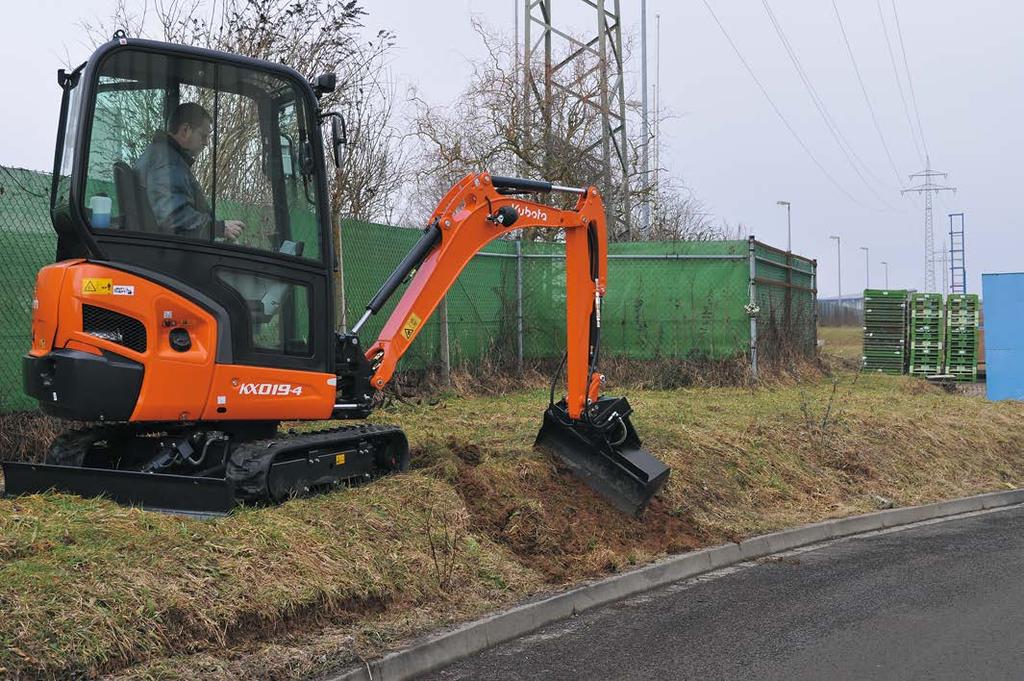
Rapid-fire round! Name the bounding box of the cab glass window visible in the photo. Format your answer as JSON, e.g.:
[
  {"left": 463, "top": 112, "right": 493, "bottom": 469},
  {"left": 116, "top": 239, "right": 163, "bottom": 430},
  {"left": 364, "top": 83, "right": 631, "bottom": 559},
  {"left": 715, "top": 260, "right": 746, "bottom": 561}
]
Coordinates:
[
  {"left": 216, "top": 269, "right": 311, "bottom": 355},
  {"left": 83, "top": 48, "right": 323, "bottom": 262}
]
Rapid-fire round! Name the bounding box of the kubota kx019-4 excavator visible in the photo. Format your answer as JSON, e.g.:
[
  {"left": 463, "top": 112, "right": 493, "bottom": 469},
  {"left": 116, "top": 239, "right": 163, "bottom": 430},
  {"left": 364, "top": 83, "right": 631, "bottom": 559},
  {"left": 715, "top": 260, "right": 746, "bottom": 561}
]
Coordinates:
[{"left": 1, "top": 36, "right": 669, "bottom": 516}]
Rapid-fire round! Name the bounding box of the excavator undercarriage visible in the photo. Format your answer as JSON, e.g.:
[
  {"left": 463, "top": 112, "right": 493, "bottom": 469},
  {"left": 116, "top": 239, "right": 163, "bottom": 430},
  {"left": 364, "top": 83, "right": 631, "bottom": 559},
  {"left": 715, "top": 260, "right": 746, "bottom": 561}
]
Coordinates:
[{"left": 4, "top": 422, "right": 408, "bottom": 515}]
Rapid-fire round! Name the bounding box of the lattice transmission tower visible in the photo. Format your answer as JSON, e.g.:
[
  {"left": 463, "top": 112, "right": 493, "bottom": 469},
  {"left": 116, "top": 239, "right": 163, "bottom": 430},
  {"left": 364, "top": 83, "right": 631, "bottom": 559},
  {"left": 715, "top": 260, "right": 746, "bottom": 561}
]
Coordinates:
[
  {"left": 521, "top": 0, "right": 633, "bottom": 240},
  {"left": 901, "top": 157, "right": 956, "bottom": 292}
]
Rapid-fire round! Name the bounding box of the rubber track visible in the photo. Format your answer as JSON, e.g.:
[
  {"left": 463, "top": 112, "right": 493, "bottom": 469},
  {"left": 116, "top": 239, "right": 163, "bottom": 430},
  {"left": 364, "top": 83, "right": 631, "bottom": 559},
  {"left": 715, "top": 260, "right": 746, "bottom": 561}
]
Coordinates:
[
  {"left": 44, "top": 424, "right": 138, "bottom": 467},
  {"left": 226, "top": 423, "right": 407, "bottom": 502}
]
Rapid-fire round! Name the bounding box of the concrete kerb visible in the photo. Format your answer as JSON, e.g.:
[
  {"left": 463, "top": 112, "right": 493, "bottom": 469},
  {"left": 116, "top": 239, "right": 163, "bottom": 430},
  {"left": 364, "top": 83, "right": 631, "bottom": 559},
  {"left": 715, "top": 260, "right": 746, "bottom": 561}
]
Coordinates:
[{"left": 329, "top": 488, "right": 1024, "bottom": 681}]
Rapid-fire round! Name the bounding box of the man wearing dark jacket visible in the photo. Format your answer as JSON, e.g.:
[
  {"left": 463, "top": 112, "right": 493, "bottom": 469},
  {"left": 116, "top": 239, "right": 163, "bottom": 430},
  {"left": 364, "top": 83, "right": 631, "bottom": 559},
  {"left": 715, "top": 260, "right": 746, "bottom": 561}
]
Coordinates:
[{"left": 134, "top": 103, "right": 244, "bottom": 240}]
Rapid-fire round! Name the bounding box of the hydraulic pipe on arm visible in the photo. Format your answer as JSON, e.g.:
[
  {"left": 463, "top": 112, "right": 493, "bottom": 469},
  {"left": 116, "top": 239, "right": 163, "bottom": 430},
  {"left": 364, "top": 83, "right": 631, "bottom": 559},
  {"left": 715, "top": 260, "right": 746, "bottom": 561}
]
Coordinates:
[{"left": 344, "top": 172, "right": 669, "bottom": 516}]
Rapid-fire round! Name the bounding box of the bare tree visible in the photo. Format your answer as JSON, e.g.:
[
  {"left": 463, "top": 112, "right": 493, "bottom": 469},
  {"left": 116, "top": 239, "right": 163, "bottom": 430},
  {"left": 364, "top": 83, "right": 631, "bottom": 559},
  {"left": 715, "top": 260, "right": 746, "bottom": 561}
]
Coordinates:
[
  {"left": 644, "top": 178, "right": 721, "bottom": 241},
  {"left": 82, "top": 0, "right": 408, "bottom": 223},
  {"left": 406, "top": 19, "right": 722, "bottom": 242}
]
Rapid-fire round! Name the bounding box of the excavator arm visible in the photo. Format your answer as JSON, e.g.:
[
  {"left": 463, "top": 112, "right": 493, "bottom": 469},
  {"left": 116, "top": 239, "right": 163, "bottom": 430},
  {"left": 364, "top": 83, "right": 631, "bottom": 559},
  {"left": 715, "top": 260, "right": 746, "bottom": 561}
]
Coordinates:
[
  {"left": 336, "top": 173, "right": 670, "bottom": 515},
  {"left": 356, "top": 173, "right": 604, "bottom": 418}
]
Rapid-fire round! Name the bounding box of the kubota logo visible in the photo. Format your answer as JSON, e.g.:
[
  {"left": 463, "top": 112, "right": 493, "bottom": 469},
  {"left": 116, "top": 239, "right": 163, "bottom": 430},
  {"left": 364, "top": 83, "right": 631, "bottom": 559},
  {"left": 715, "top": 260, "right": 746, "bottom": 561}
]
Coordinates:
[
  {"left": 513, "top": 204, "right": 548, "bottom": 222},
  {"left": 237, "top": 383, "right": 303, "bottom": 397}
]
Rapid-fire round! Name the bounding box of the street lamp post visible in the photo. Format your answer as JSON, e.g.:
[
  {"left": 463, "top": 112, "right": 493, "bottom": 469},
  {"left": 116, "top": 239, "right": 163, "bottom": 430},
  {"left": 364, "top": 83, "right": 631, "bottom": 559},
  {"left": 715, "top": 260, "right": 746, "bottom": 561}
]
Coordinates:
[
  {"left": 776, "top": 201, "right": 793, "bottom": 328},
  {"left": 880, "top": 260, "right": 889, "bottom": 288},
  {"left": 829, "top": 235, "right": 842, "bottom": 301},
  {"left": 859, "top": 246, "right": 870, "bottom": 289},
  {"left": 776, "top": 200, "right": 791, "bottom": 252}
]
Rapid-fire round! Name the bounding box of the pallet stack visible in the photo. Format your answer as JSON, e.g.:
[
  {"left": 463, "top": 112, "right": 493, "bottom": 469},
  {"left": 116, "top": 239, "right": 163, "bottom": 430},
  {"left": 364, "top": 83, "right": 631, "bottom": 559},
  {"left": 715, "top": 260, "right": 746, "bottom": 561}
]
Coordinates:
[
  {"left": 862, "top": 289, "right": 909, "bottom": 374},
  {"left": 907, "top": 293, "right": 945, "bottom": 376},
  {"left": 945, "top": 293, "right": 980, "bottom": 382}
]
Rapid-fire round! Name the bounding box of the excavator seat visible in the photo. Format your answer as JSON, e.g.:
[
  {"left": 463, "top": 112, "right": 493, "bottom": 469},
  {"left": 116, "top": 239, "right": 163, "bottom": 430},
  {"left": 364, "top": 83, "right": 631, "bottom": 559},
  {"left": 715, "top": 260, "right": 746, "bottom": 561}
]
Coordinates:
[{"left": 113, "top": 161, "right": 160, "bottom": 233}]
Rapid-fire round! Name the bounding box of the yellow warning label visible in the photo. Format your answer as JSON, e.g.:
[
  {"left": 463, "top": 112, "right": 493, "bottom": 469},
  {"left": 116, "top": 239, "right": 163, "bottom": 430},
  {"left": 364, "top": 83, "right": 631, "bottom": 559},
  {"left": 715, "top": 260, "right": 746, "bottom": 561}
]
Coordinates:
[
  {"left": 335, "top": 453, "right": 346, "bottom": 466},
  {"left": 82, "top": 278, "right": 113, "bottom": 295},
  {"left": 400, "top": 312, "right": 422, "bottom": 341}
]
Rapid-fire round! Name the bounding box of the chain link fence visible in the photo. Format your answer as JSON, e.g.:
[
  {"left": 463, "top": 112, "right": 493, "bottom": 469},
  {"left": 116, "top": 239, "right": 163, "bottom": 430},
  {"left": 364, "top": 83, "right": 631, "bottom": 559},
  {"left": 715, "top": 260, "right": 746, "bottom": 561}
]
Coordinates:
[
  {"left": 1, "top": 165, "right": 817, "bottom": 414},
  {"left": 0, "top": 168, "right": 55, "bottom": 411}
]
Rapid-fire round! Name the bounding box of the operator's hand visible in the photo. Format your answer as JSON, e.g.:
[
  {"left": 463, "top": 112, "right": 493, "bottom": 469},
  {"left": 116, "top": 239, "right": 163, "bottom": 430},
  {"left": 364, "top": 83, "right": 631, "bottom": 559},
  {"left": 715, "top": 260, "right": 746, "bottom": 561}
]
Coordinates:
[{"left": 223, "top": 220, "right": 245, "bottom": 241}]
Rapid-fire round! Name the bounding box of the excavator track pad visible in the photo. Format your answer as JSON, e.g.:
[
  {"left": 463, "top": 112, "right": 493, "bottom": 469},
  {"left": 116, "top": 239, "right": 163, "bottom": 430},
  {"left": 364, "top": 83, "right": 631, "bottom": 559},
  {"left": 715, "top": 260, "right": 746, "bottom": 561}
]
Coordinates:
[{"left": 2, "top": 424, "right": 409, "bottom": 516}]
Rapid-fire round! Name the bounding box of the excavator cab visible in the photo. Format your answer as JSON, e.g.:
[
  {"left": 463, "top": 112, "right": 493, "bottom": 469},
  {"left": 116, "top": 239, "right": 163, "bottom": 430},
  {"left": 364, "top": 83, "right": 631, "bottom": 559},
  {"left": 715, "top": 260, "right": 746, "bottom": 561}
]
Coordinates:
[
  {"left": 49, "top": 37, "right": 336, "bottom": 378},
  {"left": 4, "top": 36, "right": 668, "bottom": 517}
]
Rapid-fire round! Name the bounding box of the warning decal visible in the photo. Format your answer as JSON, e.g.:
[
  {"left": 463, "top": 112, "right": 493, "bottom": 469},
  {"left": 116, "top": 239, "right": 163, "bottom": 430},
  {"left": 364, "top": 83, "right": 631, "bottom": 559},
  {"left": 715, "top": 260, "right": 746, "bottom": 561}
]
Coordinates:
[
  {"left": 400, "top": 312, "right": 422, "bottom": 341},
  {"left": 82, "top": 278, "right": 113, "bottom": 295}
]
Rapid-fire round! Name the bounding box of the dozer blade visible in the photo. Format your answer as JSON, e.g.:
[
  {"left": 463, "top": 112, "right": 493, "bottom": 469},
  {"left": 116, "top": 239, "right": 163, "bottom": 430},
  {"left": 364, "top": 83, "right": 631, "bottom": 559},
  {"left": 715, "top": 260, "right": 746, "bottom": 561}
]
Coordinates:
[
  {"left": 535, "top": 396, "right": 670, "bottom": 517},
  {"left": 1, "top": 462, "right": 235, "bottom": 517}
]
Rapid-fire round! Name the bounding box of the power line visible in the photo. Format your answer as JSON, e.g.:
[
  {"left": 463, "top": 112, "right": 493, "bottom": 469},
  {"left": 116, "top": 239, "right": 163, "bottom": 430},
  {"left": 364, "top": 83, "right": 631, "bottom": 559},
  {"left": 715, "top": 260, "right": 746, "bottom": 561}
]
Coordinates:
[
  {"left": 831, "top": 0, "right": 904, "bottom": 187},
  {"left": 700, "top": 0, "right": 876, "bottom": 210},
  {"left": 760, "top": 0, "right": 897, "bottom": 210},
  {"left": 890, "top": 0, "right": 930, "bottom": 160},
  {"left": 876, "top": 0, "right": 925, "bottom": 165}
]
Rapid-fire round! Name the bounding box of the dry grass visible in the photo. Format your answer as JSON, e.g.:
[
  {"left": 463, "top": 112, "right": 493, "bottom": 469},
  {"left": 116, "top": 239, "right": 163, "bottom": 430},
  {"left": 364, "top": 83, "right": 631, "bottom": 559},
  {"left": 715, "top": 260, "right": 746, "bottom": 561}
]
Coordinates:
[
  {"left": 0, "top": 411, "right": 67, "bottom": 464},
  {"left": 1, "top": 368, "right": 1023, "bottom": 679},
  {"left": 818, "top": 325, "right": 863, "bottom": 364}
]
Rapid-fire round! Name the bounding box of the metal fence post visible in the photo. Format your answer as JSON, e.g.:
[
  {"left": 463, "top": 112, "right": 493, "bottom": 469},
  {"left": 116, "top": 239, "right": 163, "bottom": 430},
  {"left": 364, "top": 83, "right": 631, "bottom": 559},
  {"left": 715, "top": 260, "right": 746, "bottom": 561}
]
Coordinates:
[
  {"left": 811, "top": 259, "right": 819, "bottom": 353},
  {"left": 516, "top": 237, "right": 524, "bottom": 373},
  {"left": 335, "top": 218, "right": 348, "bottom": 332},
  {"left": 748, "top": 236, "right": 758, "bottom": 380},
  {"left": 439, "top": 295, "right": 451, "bottom": 385}
]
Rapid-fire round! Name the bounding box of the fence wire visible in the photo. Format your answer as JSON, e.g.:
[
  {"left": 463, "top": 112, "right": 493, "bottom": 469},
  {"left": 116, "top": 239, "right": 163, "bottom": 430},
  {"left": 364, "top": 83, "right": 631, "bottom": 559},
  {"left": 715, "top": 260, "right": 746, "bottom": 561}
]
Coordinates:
[
  {"left": 1, "top": 165, "right": 817, "bottom": 414},
  {"left": 0, "top": 168, "right": 55, "bottom": 411}
]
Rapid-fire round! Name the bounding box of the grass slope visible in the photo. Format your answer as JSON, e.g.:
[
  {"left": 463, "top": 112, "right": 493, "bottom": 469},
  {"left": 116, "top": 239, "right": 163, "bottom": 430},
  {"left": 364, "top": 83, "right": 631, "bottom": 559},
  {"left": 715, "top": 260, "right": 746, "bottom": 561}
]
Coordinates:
[{"left": 2, "top": 366, "right": 1022, "bottom": 679}]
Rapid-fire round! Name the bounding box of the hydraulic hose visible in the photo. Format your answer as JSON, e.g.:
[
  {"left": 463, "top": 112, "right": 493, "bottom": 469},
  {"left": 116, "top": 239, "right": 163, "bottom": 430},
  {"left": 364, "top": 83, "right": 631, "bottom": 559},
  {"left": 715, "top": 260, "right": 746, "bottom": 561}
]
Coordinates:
[{"left": 353, "top": 222, "right": 442, "bottom": 333}]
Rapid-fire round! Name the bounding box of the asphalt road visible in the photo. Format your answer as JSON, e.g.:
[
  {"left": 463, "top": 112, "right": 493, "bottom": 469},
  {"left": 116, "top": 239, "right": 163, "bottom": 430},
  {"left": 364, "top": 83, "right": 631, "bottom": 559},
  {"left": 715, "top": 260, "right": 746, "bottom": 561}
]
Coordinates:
[{"left": 421, "top": 505, "right": 1024, "bottom": 681}]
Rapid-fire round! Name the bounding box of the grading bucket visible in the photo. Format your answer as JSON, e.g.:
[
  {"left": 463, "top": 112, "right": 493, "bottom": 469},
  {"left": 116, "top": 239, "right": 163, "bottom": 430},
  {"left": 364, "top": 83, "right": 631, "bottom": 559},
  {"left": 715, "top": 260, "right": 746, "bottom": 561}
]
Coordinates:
[{"left": 535, "top": 396, "right": 670, "bottom": 516}]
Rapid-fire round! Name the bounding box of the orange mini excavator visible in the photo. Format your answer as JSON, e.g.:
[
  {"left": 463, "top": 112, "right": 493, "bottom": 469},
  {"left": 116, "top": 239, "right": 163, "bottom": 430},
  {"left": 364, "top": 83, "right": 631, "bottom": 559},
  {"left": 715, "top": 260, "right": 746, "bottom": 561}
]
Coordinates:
[{"left": 2, "top": 35, "right": 669, "bottom": 516}]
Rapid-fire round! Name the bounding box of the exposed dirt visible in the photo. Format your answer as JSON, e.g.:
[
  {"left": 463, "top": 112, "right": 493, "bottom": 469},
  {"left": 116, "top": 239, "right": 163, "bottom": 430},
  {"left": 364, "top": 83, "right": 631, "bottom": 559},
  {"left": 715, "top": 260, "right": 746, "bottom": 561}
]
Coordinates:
[{"left": 455, "top": 457, "right": 704, "bottom": 582}]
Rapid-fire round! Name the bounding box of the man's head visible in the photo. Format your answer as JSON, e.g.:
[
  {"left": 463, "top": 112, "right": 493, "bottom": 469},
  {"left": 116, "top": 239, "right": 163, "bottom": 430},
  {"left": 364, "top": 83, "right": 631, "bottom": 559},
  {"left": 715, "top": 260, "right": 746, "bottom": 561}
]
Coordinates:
[{"left": 168, "top": 103, "right": 212, "bottom": 155}]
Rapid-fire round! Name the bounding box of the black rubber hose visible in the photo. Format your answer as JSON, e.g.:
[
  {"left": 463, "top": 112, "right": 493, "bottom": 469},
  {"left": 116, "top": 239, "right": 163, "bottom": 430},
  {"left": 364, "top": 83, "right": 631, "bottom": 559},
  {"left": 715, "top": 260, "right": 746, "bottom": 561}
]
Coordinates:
[
  {"left": 549, "top": 351, "right": 568, "bottom": 409},
  {"left": 366, "top": 222, "right": 442, "bottom": 314}
]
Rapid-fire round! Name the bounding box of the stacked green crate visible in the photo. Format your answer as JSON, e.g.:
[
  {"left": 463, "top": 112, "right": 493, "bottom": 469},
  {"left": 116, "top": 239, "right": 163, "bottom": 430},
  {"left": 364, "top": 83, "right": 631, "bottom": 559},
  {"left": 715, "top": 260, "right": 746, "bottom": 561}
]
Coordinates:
[
  {"left": 945, "top": 294, "right": 979, "bottom": 381},
  {"left": 908, "top": 293, "right": 945, "bottom": 376},
  {"left": 862, "top": 289, "right": 909, "bottom": 374}
]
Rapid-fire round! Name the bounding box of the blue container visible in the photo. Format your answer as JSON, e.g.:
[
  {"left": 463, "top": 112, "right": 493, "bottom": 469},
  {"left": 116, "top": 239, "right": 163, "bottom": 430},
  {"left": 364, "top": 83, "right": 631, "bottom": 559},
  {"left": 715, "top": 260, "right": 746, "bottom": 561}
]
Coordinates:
[{"left": 982, "top": 273, "right": 1024, "bottom": 401}]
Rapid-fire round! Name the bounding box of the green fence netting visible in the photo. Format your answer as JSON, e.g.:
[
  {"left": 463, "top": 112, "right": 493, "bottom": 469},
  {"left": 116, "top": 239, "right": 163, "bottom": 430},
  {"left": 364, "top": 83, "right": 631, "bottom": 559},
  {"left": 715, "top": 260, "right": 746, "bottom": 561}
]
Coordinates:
[
  {"left": 0, "top": 168, "right": 55, "bottom": 411},
  {"left": 0, "top": 166, "right": 817, "bottom": 413}
]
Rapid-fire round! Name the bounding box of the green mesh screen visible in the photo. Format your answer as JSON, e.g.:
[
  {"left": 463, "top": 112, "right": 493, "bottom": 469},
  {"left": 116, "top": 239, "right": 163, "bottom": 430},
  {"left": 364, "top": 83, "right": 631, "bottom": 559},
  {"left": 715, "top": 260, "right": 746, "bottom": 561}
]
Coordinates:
[
  {"left": 0, "top": 168, "right": 56, "bottom": 411},
  {"left": 754, "top": 243, "right": 817, "bottom": 359}
]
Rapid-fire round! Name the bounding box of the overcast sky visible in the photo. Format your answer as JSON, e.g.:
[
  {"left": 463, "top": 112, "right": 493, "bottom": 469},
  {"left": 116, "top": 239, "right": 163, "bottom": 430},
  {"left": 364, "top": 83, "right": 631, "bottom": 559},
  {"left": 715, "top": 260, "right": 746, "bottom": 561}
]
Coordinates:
[{"left": 2, "top": 0, "right": 1021, "bottom": 297}]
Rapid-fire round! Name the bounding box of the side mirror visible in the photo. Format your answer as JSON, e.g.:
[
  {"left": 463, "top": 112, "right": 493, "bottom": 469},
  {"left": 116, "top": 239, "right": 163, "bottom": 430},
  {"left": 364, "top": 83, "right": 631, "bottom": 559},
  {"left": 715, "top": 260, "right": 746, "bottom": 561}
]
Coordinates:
[
  {"left": 329, "top": 112, "right": 347, "bottom": 168},
  {"left": 312, "top": 73, "right": 337, "bottom": 98}
]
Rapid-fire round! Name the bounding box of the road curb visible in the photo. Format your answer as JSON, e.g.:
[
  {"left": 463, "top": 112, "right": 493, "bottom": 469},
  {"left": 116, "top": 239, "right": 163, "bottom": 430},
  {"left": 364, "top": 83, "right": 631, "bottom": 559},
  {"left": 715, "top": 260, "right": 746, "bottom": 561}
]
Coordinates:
[{"left": 328, "top": 488, "right": 1024, "bottom": 681}]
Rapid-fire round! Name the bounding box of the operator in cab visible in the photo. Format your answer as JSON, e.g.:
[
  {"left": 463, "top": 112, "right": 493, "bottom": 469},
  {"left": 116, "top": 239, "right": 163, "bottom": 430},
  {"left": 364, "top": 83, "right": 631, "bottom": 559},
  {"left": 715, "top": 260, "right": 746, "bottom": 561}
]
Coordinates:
[{"left": 134, "top": 103, "right": 245, "bottom": 241}]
